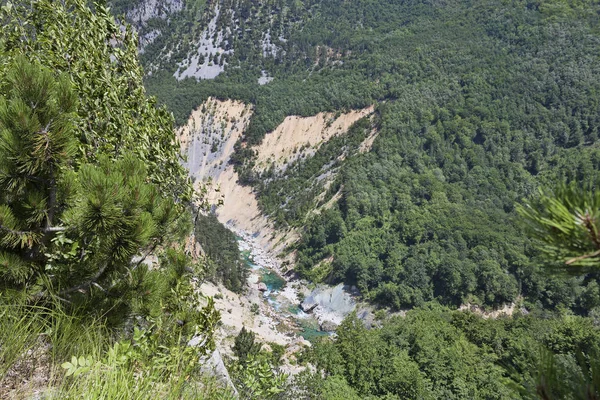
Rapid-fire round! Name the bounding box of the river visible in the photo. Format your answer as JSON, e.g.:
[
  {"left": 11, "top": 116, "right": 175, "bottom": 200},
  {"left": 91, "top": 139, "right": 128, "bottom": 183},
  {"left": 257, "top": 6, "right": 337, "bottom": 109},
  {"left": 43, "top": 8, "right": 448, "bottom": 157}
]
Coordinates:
[
  {"left": 237, "top": 237, "right": 329, "bottom": 340},
  {"left": 234, "top": 229, "right": 360, "bottom": 341}
]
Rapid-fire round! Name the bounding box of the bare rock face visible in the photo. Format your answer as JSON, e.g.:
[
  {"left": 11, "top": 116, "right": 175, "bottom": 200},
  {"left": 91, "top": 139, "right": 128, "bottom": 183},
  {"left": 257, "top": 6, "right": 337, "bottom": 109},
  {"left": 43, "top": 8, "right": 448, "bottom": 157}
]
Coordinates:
[
  {"left": 198, "top": 348, "right": 238, "bottom": 396},
  {"left": 188, "top": 335, "right": 237, "bottom": 394},
  {"left": 301, "top": 283, "right": 356, "bottom": 318},
  {"left": 126, "top": 0, "right": 183, "bottom": 26},
  {"left": 257, "top": 282, "right": 268, "bottom": 292}
]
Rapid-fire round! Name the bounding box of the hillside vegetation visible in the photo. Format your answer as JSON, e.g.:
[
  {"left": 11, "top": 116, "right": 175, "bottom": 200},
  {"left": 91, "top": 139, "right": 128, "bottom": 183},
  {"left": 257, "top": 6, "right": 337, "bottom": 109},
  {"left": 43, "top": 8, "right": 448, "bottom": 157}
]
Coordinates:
[
  {"left": 110, "top": 0, "right": 600, "bottom": 397},
  {"left": 125, "top": 0, "right": 600, "bottom": 312},
  {"left": 3, "top": 0, "right": 596, "bottom": 398},
  {"left": 0, "top": 1, "right": 286, "bottom": 397}
]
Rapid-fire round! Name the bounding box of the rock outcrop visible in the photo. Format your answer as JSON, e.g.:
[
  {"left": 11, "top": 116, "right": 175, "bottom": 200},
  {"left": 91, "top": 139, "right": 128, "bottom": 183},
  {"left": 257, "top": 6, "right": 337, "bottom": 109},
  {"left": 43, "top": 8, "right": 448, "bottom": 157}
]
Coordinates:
[
  {"left": 299, "top": 301, "right": 318, "bottom": 313},
  {"left": 194, "top": 345, "right": 238, "bottom": 396},
  {"left": 320, "top": 320, "right": 338, "bottom": 332}
]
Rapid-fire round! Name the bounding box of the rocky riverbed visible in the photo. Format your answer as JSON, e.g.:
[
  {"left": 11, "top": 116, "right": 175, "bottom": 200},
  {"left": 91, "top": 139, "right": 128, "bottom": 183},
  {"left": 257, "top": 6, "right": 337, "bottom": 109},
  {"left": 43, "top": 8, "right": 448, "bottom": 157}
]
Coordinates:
[
  {"left": 195, "top": 225, "right": 373, "bottom": 375},
  {"left": 232, "top": 227, "right": 370, "bottom": 338}
]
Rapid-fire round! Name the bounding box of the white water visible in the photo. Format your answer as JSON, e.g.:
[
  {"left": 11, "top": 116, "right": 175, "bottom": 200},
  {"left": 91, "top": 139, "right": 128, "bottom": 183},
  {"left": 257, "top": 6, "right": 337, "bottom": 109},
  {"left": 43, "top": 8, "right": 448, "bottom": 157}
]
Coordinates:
[{"left": 234, "top": 228, "right": 359, "bottom": 334}]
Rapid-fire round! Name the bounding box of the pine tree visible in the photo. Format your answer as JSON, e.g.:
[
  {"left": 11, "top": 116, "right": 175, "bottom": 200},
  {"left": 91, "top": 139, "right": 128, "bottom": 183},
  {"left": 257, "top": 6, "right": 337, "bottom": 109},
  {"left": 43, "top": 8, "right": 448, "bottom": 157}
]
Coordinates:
[
  {"left": 0, "top": 0, "right": 192, "bottom": 202},
  {"left": 0, "top": 2, "right": 221, "bottom": 385},
  {"left": 516, "top": 182, "right": 600, "bottom": 397},
  {"left": 0, "top": 58, "right": 78, "bottom": 292},
  {"left": 233, "top": 326, "right": 262, "bottom": 363},
  {"left": 0, "top": 57, "right": 187, "bottom": 302},
  {"left": 517, "top": 181, "right": 600, "bottom": 270},
  {"left": 0, "top": 0, "right": 202, "bottom": 307}
]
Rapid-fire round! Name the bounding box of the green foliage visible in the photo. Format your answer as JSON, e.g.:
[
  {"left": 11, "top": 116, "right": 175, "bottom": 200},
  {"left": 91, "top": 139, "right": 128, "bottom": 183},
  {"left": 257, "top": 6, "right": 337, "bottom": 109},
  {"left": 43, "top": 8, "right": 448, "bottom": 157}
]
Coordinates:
[
  {"left": 267, "top": 342, "right": 285, "bottom": 367},
  {"left": 0, "top": 304, "right": 108, "bottom": 384},
  {"left": 232, "top": 355, "right": 287, "bottom": 399},
  {"left": 0, "top": 57, "right": 78, "bottom": 288},
  {"left": 0, "top": 2, "right": 202, "bottom": 324},
  {"left": 57, "top": 321, "right": 209, "bottom": 398},
  {"left": 230, "top": 353, "right": 288, "bottom": 400},
  {"left": 194, "top": 213, "right": 249, "bottom": 293},
  {"left": 0, "top": 2, "right": 236, "bottom": 398},
  {"left": 130, "top": 0, "right": 600, "bottom": 312},
  {"left": 518, "top": 181, "right": 600, "bottom": 268},
  {"left": 0, "top": 302, "right": 230, "bottom": 399},
  {"left": 0, "top": 63, "right": 188, "bottom": 302},
  {"left": 233, "top": 326, "right": 262, "bottom": 363},
  {"left": 1, "top": 0, "right": 191, "bottom": 201},
  {"left": 282, "top": 372, "right": 362, "bottom": 400},
  {"left": 302, "top": 305, "right": 600, "bottom": 399},
  {"left": 0, "top": 294, "right": 227, "bottom": 398},
  {"left": 228, "top": 327, "right": 289, "bottom": 399},
  {"left": 511, "top": 348, "right": 600, "bottom": 400}
]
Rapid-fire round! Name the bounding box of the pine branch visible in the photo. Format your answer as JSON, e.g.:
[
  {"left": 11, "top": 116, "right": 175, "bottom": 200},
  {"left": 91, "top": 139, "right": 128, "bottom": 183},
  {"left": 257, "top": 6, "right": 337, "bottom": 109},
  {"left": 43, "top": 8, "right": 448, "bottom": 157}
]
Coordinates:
[
  {"left": 43, "top": 226, "right": 67, "bottom": 232},
  {"left": 0, "top": 224, "right": 67, "bottom": 235},
  {"left": 0, "top": 224, "right": 31, "bottom": 236},
  {"left": 31, "top": 241, "right": 160, "bottom": 302},
  {"left": 565, "top": 250, "right": 600, "bottom": 265},
  {"left": 131, "top": 239, "right": 160, "bottom": 272},
  {"left": 57, "top": 262, "right": 109, "bottom": 296},
  {"left": 30, "top": 262, "right": 108, "bottom": 301}
]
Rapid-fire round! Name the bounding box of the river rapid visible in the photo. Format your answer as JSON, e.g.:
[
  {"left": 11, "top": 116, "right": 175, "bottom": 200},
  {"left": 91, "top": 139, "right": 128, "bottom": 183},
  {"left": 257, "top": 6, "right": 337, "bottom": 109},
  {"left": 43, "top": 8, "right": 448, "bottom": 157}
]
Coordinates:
[{"left": 233, "top": 227, "right": 361, "bottom": 341}]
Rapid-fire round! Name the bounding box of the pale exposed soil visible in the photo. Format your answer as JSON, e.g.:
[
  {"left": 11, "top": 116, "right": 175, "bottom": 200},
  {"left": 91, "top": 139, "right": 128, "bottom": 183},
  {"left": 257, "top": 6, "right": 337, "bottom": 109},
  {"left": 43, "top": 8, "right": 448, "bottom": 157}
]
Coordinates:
[
  {"left": 253, "top": 106, "right": 375, "bottom": 173},
  {"left": 174, "top": 5, "right": 231, "bottom": 80},
  {"left": 458, "top": 299, "right": 524, "bottom": 319},
  {"left": 178, "top": 97, "right": 250, "bottom": 181},
  {"left": 178, "top": 98, "right": 302, "bottom": 255},
  {"left": 178, "top": 100, "right": 377, "bottom": 255}
]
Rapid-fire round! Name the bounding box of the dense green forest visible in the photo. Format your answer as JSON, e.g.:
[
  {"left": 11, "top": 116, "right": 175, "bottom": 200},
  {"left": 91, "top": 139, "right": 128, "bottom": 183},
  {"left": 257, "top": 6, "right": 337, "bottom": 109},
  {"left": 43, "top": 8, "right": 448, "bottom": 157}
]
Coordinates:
[
  {"left": 194, "top": 213, "right": 249, "bottom": 293},
  {"left": 114, "top": 0, "right": 600, "bottom": 394},
  {"left": 112, "top": 0, "right": 600, "bottom": 395},
  {"left": 2, "top": 0, "right": 599, "bottom": 397},
  {"left": 285, "top": 305, "right": 600, "bottom": 399},
  {"left": 128, "top": 0, "right": 600, "bottom": 313}
]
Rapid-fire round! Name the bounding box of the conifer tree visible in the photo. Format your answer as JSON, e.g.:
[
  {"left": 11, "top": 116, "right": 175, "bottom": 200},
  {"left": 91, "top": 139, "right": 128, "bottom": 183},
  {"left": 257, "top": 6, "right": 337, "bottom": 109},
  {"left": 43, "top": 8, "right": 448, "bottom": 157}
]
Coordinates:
[
  {"left": 0, "top": 0, "right": 192, "bottom": 202},
  {"left": 518, "top": 182, "right": 600, "bottom": 269},
  {"left": 517, "top": 183, "right": 600, "bottom": 398},
  {"left": 0, "top": 58, "right": 78, "bottom": 292},
  {"left": 0, "top": 57, "right": 187, "bottom": 302},
  {"left": 233, "top": 326, "right": 262, "bottom": 363},
  {"left": 0, "top": 1, "right": 220, "bottom": 381},
  {"left": 0, "top": 0, "right": 201, "bottom": 305}
]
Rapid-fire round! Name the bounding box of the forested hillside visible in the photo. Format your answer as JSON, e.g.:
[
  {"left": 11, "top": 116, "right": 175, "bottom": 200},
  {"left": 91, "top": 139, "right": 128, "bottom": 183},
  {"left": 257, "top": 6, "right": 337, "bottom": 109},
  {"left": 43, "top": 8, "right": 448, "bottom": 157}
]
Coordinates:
[
  {"left": 287, "top": 304, "right": 600, "bottom": 399},
  {"left": 112, "top": 0, "right": 600, "bottom": 393},
  {"left": 116, "top": 0, "right": 600, "bottom": 313},
  {"left": 1, "top": 0, "right": 600, "bottom": 398}
]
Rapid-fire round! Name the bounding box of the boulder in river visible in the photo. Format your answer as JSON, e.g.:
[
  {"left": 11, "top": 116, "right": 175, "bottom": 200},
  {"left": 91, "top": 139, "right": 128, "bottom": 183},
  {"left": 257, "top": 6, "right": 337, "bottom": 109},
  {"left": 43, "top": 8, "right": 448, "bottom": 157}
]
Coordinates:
[
  {"left": 303, "top": 284, "right": 355, "bottom": 316},
  {"left": 300, "top": 301, "right": 318, "bottom": 313},
  {"left": 257, "top": 282, "right": 268, "bottom": 292},
  {"left": 320, "top": 320, "right": 338, "bottom": 332}
]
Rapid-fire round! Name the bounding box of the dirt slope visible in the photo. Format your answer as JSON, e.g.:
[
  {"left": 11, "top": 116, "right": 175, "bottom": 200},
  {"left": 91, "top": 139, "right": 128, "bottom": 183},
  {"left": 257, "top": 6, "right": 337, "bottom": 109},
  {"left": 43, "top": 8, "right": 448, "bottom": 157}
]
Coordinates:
[
  {"left": 178, "top": 100, "right": 374, "bottom": 253},
  {"left": 253, "top": 106, "right": 374, "bottom": 173}
]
